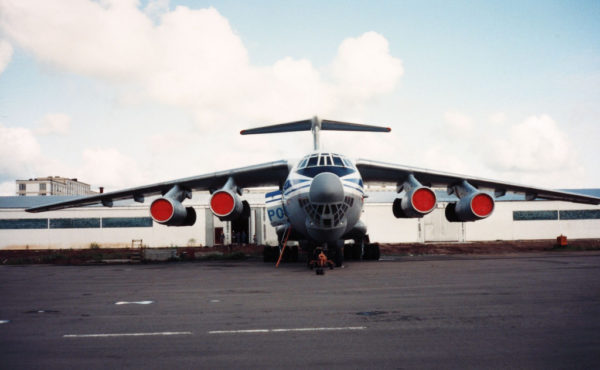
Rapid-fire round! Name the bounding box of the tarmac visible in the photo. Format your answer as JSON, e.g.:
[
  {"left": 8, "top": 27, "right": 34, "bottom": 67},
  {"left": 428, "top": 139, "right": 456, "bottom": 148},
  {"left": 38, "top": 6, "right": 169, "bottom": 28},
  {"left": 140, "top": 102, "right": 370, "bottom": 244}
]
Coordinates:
[{"left": 1, "top": 252, "right": 599, "bottom": 369}]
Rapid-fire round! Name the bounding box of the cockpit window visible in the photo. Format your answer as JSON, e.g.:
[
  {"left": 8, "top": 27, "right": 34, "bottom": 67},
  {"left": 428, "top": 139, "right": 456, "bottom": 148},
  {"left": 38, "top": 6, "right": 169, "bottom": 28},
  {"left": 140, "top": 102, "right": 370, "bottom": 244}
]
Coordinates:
[
  {"left": 301, "top": 153, "right": 352, "bottom": 169},
  {"left": 297, "top": 152, "right": 356, "bottom": 177},
  {"left": 298, "top": 158, "right": 308, "bottom": 169}
]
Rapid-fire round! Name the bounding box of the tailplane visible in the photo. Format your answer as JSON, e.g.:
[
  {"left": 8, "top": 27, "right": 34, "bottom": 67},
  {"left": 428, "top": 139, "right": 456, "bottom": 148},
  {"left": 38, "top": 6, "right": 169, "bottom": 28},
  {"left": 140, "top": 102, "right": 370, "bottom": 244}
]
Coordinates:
[{"left": 240, "top": 116, "right": 391, "bottom": 150}]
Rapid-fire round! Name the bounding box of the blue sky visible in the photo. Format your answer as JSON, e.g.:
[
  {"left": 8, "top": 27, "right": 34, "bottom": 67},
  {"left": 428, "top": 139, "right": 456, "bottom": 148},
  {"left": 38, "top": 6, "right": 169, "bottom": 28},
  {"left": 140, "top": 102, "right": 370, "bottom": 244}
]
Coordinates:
[{"left": 0, "top": 0, "right": 599, "bottom": 194}]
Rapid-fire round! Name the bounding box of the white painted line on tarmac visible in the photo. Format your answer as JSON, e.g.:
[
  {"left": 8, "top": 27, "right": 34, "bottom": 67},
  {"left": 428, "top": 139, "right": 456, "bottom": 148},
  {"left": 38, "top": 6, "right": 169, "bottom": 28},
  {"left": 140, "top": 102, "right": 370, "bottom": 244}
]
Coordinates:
[
  {"left": 0, "top": 320, "right": 9, "bottom": 324},
  {"left": 209, "top": 326, "right": 367, "bottom": 335},
  {"left": 114, "top": 301, "right": 154, "bottom": 305},
  {"left": 63, "top": 331, "right": 192, "bottom": 338}
]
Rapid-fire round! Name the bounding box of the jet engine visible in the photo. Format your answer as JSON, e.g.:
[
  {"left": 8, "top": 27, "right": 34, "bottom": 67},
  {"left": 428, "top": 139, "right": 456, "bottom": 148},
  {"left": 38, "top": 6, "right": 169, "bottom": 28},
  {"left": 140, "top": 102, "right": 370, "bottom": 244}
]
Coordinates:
[
  {"left": 393, "top": 175, "right": 437, "bottom": 218},
  {"left": 210, "top": 190, "right": 250, "bottom": 221},
  {"left": 445, "top": 181, "right": 495, "bottom": 222},
  {"left": 149, "top": 185, "right": 196, "bottom": 226},
  {"left": 210, "top": 177, "right": 250, "bottom": 221},
  {"left": 150, "top": 197, "right": 197, "bottom": 226}
]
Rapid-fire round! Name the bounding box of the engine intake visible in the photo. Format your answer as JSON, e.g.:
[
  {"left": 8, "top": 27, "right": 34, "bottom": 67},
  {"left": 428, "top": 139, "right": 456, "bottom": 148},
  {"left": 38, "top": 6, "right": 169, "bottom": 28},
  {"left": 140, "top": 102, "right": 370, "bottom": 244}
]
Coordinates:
[
  {"left": 210, "top": 189, "right": 250, "bottom": 221},
  {"left": 393, "top": 175, "right": 437, "bottom": 218},
  {"left": 445, "top": 190, "right": 495, "bottom": 222},
  {"left": 150, "top": 197, "right": 196, "bottom": 226}
]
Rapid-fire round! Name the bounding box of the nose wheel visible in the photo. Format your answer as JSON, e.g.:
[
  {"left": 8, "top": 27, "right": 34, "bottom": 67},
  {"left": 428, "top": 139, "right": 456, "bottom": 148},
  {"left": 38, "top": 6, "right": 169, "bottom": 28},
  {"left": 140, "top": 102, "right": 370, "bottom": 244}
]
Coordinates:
[{"left": 309, "top": 248, "right": 334, "bottom": 275}]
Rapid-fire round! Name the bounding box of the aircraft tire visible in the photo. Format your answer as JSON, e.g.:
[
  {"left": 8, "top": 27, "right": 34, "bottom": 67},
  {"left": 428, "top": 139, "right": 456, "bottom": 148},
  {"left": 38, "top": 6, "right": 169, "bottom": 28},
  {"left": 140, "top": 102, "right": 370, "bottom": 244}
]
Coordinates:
[
  {"left": 372, "top": 244, "right": 380, "bottom": 261},
  {"left": 328, "top": 241, "right": 343, "bottom": 267},
  {"left": 362, "top": 245, "right": 371, "bottom": 260},
  {"left": 352, "top": 238, "right": 364, "bottom": 260},
  {"left": 353, "top": 243, "right": 362, "bottom": 260},
  {"left": 263, "top": 246, "right": 272, "bottom": 262},
  {"left": 344, "top": 244, "right": 351, "bottom": 260},
  {"left": 290, "top": 246, "right": 299, "bottom": 262}
]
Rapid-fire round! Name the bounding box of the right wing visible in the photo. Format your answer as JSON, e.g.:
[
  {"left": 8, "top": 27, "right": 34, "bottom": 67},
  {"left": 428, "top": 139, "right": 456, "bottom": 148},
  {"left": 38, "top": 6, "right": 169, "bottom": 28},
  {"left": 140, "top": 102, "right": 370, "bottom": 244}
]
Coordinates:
[
  {"left": 26, "top": 160, "right": 291, "bottom": 213},
  {"left": 356, "top": 158, "right": 600, "bottom": 205}
]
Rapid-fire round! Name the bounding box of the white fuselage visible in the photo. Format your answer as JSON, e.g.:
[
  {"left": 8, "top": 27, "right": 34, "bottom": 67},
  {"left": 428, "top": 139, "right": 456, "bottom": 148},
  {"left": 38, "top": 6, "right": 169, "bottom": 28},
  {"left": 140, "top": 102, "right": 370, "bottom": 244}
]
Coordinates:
[{"left": 277, "top": 152, "right": 364, "bottom": 243}]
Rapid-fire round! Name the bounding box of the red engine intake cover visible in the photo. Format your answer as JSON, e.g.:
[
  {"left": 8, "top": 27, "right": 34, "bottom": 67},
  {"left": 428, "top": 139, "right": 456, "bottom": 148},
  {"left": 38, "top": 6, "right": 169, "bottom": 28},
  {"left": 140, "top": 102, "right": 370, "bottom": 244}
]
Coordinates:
[
  {"left": 412, "top": 188, "right": 436, "bottom": 213},
  {"left": 210, "top": 191, "right": 235, "bottom": 217},
  {"left": 150, "top": 198, "right": 174, "bottom": 222},
  {"left": 471, "top": 193, "right": 494, "bottom": 217}
]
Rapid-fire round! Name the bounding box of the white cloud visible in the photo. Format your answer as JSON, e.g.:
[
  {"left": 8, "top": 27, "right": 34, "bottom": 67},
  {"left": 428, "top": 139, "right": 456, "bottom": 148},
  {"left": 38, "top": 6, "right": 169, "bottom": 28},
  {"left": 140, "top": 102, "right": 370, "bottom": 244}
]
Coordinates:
[
  {"left": 0, "top": 2, "right": 403, "bottom": 128},
  {"left": 0, "top": 181, "right": 14, "bottom": 196},
  {"left": 144, "top": 0, "right": 170, "bottom": 21},
  {"left": 76, "top": 148, "right": 150, "bottom": 191},
  {"left": 0, "top": 1, "right": 407, "bottom": 191},
  {"left": 0, "top": 38, "right": 12, "bottom": 75},
  {"left": 0, "top": 119, "right": 146, "bottom": 192},
  {"left": 489, "top": 112, "right": 506, "bottom": 124},
  {"left": 443, "top": 111, "right": 473, "bottom": 133},
  {"left": 331, "top": 31, "right": 404, "bottom": 102},
  {"left": 0, "top": 122, "right": 76, "bottom": 186},
  {"left": 482, "top": 115, "right": 585, "bottom": 187},
  {"left": 35, "top": 113, "right": 71, "bottom": 135},
  {"left": 0, "top": 125, "right": 42, "bottom": 179},
  {"left": 488, "top": 115, "right": 575, "bottom": 171}
]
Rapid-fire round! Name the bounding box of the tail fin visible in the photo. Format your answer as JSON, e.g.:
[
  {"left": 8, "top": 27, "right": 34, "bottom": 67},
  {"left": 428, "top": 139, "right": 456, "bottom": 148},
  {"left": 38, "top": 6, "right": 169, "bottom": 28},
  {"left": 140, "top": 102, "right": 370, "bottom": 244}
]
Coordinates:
[{"left": 240, "top": 116, "right": 390, "bottom": 150}]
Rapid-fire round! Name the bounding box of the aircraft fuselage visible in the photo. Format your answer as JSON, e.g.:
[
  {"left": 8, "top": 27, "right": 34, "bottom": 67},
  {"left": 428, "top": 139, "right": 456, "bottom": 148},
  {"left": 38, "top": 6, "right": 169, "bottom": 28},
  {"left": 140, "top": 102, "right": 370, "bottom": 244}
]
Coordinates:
[{"left": 269, "top": 151, "right": 364, "bottom": 244}]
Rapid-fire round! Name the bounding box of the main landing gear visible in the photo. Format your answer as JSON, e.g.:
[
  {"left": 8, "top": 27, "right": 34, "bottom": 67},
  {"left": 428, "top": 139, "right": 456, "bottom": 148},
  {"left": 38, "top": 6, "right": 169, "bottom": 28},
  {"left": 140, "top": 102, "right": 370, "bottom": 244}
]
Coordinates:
[{"left": 263, "top": 234, "right": 380, "bottom": 276}]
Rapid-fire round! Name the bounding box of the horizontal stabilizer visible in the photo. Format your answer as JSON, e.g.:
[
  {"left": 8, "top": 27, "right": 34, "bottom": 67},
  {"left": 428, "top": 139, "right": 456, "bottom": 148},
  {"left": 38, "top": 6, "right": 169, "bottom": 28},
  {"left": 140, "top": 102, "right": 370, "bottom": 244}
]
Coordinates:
[
  {"left": 321, "top": 119, "right": 391, "bottom": 132},
  {"left": 240, "top": 120, "right": 312, "bottom": 135},
  {"left": 240, "top": 116, "right": 390, "bottom": 150}
]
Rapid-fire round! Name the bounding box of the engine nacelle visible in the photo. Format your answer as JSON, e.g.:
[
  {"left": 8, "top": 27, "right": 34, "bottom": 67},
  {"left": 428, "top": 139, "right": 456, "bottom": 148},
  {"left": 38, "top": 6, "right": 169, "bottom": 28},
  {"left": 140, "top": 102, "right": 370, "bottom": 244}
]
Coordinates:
[
  {"left": 150, "top": 197, "right": 196, "bottom": 226},
  {"left": 445, "top": 192, "right": 495, "bottom": 222},
  {"left": 393, "top": 186, "right": 437, "bottom": 218},
  {"left": 210, "top": 189, "right": 249, "bottom": 221}
]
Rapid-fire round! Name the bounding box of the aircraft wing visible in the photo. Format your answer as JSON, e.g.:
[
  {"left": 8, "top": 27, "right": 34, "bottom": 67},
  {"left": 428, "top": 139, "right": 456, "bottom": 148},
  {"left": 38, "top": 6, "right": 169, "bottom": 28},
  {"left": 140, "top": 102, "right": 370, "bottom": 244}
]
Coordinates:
[
  {"left": 26, "top": 160, "right": 291, "bottom": 213},
  {"left": 356, "top": 159, "right": 600, "bottom": 205}
]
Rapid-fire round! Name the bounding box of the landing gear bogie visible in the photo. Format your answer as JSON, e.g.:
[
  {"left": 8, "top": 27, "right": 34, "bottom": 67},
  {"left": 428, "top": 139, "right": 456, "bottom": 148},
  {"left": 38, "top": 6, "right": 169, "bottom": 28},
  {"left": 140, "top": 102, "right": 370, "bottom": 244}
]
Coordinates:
[{"left": 362, "top": 243, "right": 380, "bottom": 261}]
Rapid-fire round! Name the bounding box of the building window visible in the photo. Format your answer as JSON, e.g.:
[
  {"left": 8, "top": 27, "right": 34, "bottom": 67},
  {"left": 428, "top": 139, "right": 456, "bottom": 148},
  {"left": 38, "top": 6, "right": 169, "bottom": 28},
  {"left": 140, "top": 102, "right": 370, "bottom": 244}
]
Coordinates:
[
  {"left": 101, "top": 217, "right": 153, "bottom": 228},
  {"left": 0, "top": 219, "right": 48, "bottom": 229},
  {"left": 40, "top": 183, "right": 46, "bottom": 191},
  {"left": 513, "top": 210, "right": 558, "bottom": 221},
  {"left": 19, "top": 184, "right": 26, "bottom": 191},
  {"left": 50, "top": 218, "right": 101, "bottom": 229},
  {"left": 559, "top": 210, "right": 600, "bottom": 220}
]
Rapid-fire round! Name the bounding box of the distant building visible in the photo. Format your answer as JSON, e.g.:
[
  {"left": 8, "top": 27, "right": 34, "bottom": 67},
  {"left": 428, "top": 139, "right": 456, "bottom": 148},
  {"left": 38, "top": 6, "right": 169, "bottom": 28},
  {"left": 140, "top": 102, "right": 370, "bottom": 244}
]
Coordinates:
[{"left": 16, "top": 177, "right": 97, "bottom": 196}]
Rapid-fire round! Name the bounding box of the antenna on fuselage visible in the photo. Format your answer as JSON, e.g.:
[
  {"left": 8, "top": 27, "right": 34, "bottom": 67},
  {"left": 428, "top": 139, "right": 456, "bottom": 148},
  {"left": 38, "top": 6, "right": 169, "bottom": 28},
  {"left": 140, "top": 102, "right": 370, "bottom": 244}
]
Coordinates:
[{"left": 240, "top": 116, "right": 391, "bottom": 150}]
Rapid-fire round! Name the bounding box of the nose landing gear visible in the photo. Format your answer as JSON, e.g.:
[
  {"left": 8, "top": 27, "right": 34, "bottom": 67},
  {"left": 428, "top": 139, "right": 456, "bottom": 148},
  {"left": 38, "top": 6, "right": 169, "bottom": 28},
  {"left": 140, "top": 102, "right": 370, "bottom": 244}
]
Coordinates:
[{"left": 308, "top": 247, "right": 334, "bottom": 275}]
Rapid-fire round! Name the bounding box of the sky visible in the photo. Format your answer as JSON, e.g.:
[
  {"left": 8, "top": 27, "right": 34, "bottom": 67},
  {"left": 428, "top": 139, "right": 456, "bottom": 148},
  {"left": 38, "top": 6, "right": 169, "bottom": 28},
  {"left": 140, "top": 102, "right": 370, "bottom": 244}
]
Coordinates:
[{"left": 0, "top": 0, "right": 599, "bottom": 195}]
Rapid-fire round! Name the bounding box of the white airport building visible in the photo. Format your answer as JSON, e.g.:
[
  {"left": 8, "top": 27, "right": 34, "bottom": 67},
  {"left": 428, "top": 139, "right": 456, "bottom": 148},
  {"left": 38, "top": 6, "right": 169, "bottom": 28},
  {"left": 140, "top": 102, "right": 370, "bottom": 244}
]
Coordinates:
[
  {"left": 1, "top": 188, "right": 599, "bottom": 250},
  {"left": 16, "top": 176, "right": 97, "bottom": 196}
]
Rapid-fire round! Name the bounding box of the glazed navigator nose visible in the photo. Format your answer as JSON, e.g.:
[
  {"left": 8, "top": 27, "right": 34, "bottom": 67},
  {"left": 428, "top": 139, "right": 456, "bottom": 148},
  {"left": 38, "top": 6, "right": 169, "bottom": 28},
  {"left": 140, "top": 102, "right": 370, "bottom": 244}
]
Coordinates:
[{"left": 309, "top": 172, "right": 344, "bottom": 204}]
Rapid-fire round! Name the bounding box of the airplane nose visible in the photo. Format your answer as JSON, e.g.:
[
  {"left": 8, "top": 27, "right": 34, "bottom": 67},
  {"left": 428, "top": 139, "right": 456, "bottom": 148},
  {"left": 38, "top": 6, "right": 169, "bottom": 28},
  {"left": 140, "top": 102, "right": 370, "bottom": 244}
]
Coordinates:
[{"left": 309, "top": 172, "right": 344, "bottom": 204}]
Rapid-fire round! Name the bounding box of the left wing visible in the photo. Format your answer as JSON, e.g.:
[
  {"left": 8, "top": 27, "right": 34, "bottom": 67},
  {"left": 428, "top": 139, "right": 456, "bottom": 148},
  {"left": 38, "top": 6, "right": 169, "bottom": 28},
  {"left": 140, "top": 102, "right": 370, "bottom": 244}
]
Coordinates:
[
  {"left": 356, "top": 159, "right": 600, "bottom": 205},
  {"left": 26, "top": 160, "right": 291, "bottom": 213}
]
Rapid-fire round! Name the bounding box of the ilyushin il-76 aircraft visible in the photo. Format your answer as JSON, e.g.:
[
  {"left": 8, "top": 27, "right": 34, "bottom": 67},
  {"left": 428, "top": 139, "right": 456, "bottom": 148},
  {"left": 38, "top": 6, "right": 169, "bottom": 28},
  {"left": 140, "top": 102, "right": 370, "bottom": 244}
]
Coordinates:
[{"left": 27, "top": 117, "right": 600, "bottom": 268}]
